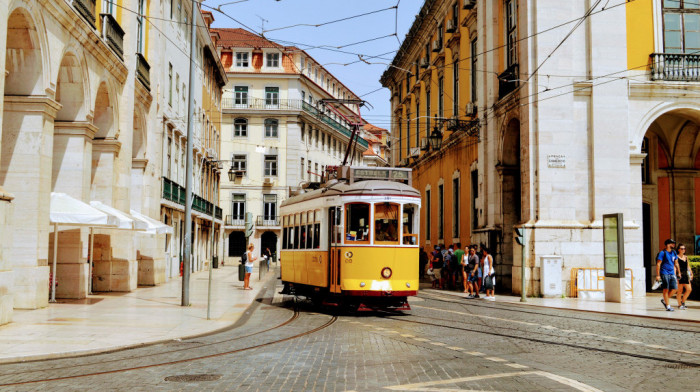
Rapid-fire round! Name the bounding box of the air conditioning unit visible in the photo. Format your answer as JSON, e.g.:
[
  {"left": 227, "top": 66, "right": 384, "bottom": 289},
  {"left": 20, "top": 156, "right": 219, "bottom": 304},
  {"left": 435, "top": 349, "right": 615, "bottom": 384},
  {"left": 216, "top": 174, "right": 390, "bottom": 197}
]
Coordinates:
[
  {"left": 446, "top": 20, "right": 457, "bottom": 33},
  {"left": 410, "top": 147, "right": 420, "bottom": 157},
  {"left": 465, "top": 102, "right": 477, "bottom": 116},
  {"left": 463, "top": 0, "right": 476, "bottom": 9},
  {"left": 263, "top": 177, "right": 274, "bottom": 185},
  {"left": 420, "top": 137, "right": 429, "bottom": 151},
  {"left": 420, "top": 57, "right": 430, "bottom": 68},
  {"left": 432, "top": 40, "right": 441, "bottom": 52}
]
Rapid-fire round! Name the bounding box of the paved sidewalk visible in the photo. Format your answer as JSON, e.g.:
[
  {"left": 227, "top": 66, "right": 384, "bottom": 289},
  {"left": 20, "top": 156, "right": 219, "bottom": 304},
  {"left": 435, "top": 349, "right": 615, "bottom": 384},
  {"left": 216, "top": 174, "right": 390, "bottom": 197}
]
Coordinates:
[
  {"left": 423, "top": 284, "right": 700, "bottom": 322},
  {"left": 0, "top": 263, "right": 277, "bottom": 363}
]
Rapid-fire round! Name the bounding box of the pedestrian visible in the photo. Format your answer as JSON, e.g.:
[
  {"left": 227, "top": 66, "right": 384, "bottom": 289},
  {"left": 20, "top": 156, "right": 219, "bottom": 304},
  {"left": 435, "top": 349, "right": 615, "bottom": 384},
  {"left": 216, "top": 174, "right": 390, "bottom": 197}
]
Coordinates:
[
  {"left": 431, "top": 245, "right": 444, "bottom": 289},
  {"left": 464, "top": 245, "right": 480, "bottom": 298},
  {"left": 453, "top": 243, "right": 465, "bottom": 291},
  {"left": 656, "top": 239, "right": 681, "bottom": 311},
  {"left": 448, "top": 245, "right": 460, "bottom": 290},
  {"left": 481, "top": 246, "right": 495, "bottom": 300},
  {"left": 675, "top": 243, "right": 693, "bottom": 310},
  {"left": 419, "top": 247, "right": 429, "bottom": 278},
  {"left": 263, "top": 247, "right": 272, "bottom": 269},
  {"left": 244, "top": 243, "right": 257, "bottom": 290}
]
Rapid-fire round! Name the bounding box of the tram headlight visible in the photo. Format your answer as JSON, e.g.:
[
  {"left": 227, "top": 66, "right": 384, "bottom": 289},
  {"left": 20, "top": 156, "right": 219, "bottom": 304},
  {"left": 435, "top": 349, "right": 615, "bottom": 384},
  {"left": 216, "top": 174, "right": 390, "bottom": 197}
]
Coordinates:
[
  {"left": 381, "top": 267, "right": 392, "bottom": 279},
  {"left": 360, "top": 282, "right": 366, "bottom": 287},
  {"left": 406, "top": 282, "right": 411, "bottom": 288}
]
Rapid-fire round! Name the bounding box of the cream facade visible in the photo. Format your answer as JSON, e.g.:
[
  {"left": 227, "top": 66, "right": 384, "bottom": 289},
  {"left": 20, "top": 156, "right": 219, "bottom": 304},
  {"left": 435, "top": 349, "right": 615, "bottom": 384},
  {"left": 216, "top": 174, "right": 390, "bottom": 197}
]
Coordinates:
[
  {"left": 213, "top": 29, "right": 368, "bottom": 260},
  {"left": 0, "top": 0, "right": 224, "bottom": 325}
]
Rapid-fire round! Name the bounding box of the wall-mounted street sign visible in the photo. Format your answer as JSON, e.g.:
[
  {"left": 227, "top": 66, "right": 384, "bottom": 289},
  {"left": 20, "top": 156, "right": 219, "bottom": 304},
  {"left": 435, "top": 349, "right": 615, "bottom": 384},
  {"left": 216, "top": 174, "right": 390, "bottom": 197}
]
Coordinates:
[
  {"left": 547, "top": 154, "right": 566, "bottom": 168},
  {"left": 603, "top": 213, "right": 625, "bottom": 278}
]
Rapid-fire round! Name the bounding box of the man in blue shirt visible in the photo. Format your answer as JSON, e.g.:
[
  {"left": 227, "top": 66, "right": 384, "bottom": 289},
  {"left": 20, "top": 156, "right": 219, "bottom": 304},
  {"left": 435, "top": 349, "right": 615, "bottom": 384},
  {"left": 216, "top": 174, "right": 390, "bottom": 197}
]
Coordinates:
[{"left": 656, "top": 239, "right": 681, "bottom": 311}]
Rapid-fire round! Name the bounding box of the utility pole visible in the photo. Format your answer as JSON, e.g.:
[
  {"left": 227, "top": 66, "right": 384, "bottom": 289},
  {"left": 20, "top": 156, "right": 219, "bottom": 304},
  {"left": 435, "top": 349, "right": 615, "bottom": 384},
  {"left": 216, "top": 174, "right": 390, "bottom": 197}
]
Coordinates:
[{"left": 182, "top": 0, "right": 197, "bottom": 306}]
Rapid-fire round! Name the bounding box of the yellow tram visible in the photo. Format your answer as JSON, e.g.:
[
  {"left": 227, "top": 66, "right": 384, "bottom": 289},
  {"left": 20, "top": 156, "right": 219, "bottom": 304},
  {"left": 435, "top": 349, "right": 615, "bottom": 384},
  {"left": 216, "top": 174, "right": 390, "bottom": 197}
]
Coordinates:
[{"left": 279, "top": 166, "right": 421, "bottom": 310}]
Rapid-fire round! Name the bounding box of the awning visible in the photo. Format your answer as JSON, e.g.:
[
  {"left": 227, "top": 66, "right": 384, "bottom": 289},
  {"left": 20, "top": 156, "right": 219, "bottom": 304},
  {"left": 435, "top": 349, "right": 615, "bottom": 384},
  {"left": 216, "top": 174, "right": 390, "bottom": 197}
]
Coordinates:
[
  {"left": 90, "top": 201, "right": 148, "bottom": 231},
  {"left": 50, "top": 193, "right": 119, "bottom": 227},
  {"left": 130, "top": 210, "right": 174, "bottom": 235}
]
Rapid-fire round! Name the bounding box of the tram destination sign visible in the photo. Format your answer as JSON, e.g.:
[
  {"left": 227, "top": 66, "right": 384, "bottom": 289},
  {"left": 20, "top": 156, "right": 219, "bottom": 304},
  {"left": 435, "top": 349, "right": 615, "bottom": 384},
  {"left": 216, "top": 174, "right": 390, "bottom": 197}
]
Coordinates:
[{"left": 343, "top": 166, "right": 412, "bottom": 185}]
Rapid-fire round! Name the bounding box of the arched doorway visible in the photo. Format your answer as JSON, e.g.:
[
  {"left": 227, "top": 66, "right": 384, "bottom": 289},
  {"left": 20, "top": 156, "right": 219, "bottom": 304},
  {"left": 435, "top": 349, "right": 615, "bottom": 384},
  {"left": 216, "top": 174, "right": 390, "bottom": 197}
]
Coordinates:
[
  {"left": 498, "top": 118, "right": 521, "bottom": 292},
  {"left": 228, "top": 231, "right": 246, "bottom": 257},
  {"left": 261, "top": 231, "right": 278, "bottom": 256}
]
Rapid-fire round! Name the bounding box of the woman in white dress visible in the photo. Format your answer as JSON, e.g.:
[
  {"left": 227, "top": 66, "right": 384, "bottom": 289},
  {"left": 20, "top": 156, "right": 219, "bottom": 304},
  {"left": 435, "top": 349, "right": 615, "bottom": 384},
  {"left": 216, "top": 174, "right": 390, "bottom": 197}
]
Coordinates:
[
  {"left": 481, "top": 247, "right": 495, "bottom": 300},
  {"left": 244, "top": 243, "right": 257, "bottom": 290}
]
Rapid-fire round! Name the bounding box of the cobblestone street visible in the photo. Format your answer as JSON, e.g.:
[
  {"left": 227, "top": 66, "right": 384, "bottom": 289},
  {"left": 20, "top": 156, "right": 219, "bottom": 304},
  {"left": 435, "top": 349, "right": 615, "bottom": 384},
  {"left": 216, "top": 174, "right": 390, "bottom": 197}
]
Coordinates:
[{"left": 0, "top": 284, "right": 698, "bottom": 392}]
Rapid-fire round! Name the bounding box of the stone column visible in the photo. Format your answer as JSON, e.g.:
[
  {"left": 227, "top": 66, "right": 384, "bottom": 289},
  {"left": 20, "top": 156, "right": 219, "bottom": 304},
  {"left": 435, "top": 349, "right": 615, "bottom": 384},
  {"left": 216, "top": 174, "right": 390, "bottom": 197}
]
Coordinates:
[
  {"left": 0, "top": 189, "right": 15, "bottom": 325},
  {"left": 2, "top": 96, "right": 61, "bottom": 309}
]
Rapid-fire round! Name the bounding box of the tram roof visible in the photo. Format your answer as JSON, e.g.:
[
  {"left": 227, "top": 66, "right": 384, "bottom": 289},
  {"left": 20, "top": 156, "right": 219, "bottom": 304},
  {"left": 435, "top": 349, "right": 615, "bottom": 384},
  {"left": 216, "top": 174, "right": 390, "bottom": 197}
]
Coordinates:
[{"left": 281, "top": 180, "right": 420, "bottom": 207}]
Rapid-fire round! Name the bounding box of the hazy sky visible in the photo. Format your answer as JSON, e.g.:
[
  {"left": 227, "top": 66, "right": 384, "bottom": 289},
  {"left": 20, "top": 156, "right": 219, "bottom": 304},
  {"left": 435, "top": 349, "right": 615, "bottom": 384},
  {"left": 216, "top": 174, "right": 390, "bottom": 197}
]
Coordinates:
[{"left": 206, "top": 0, "right": 424, "bottom": 131}]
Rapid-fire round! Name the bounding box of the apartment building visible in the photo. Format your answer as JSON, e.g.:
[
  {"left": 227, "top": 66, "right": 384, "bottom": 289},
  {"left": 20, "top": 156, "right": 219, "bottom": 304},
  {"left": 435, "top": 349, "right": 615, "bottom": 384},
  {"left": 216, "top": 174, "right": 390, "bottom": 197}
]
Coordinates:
[{"left": 213, "top": 28, "right": 368, "bottom": 260}]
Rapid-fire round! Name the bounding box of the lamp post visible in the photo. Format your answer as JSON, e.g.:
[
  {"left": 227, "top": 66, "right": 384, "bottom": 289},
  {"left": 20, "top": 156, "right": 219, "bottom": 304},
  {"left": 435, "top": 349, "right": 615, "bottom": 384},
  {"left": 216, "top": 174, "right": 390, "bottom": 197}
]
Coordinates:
[{"left": 428, "top": 126, "right": 443, "bottom": 150}]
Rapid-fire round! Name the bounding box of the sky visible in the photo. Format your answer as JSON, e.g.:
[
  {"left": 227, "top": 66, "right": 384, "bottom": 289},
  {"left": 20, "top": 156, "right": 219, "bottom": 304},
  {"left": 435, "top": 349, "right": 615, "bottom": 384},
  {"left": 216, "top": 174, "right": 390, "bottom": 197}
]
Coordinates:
[{"left": 205, "top": 0, "right": 425, "bottom": 132}]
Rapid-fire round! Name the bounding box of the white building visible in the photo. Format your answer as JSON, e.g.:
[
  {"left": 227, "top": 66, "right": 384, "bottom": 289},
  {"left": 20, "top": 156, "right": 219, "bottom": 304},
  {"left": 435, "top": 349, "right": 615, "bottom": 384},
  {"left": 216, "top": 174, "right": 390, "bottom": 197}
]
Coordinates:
[{"left": 213, "top": 28, "right": 368, "bottom": 260}]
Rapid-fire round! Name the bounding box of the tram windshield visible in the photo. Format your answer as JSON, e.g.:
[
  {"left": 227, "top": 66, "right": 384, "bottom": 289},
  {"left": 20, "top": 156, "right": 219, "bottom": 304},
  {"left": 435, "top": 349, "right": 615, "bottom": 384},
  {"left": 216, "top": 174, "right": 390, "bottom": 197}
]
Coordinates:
[
  {"left": 375, "top": 203, "right": 400, "bottom": 244},
  {"left": 402, "top": 203, "right": 419, "bottom": 246},
  {"left": 345, "top": 203, "right": 370, "bottom": 243}
]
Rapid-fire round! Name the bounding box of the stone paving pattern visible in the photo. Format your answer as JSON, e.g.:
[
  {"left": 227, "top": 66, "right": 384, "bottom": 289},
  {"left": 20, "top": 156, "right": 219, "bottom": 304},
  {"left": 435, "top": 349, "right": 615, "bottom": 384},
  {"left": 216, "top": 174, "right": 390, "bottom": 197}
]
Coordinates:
[{"left": 0, "top": 285, "right": 698, "bottom": 391}]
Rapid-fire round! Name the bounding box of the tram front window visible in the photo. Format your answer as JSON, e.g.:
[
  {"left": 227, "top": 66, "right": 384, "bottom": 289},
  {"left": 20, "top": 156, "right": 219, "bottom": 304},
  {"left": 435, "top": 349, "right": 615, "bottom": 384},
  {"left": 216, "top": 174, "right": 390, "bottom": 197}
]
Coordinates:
[
  {"left": 345, "top": 203, "right": 370, "bottom": 243},
  {"left": 403, "top": 203, "right": 419, "bottom": 245},
  {"left": 375, "top": 202, "right": 399, "bottom": 244}
]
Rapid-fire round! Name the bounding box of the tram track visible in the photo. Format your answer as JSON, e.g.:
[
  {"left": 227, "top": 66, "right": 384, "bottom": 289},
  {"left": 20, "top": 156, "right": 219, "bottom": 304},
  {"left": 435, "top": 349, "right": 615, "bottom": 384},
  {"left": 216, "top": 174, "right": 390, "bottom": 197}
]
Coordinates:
[{"left": 0, "top": 300, "right": 337, "bottom": 387}]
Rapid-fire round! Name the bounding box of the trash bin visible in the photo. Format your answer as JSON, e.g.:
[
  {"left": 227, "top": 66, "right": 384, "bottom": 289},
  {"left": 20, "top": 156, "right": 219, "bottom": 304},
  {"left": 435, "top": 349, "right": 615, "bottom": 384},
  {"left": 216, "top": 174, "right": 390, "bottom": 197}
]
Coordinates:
[
  {"left": 238, "top": 263, "right": 245, "bottom": 281},
  {"left": 540, "top": 255, "right": 563, "bottom": 297},
  {"left": 213, "top": 256, "right": 219, "bottom": 269}
]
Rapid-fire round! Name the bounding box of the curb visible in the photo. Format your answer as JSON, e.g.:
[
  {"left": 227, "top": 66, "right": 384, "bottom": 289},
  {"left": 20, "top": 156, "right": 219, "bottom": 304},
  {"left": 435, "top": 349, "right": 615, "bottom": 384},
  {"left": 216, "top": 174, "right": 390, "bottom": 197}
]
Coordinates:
[
  {"left": 0, "top": 269, "right": 280, "bottom": 365},
  {"left": 421, "top": 288, "right": 700, "bottom": 324}
]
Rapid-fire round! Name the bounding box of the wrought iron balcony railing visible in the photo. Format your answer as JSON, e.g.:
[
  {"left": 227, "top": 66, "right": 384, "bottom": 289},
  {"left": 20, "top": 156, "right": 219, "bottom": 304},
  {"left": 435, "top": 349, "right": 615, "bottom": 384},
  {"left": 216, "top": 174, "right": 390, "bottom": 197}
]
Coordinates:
[
  {"left": 136, "top": 53, "right": 151, "bottom": 91},
  {"left": 100, "top": 13, "right": 124, "bottom": 60},
  {"left": 225, "top": 215, "right": 245, "bottom": 226},
  {"left": 73, "top": 0, "right": 96, "bottom": 27},
  {"left": 162, "top": 177, "right": 220, "bottom": 218},
  {"left": 650, "top": 53, "right": 700, "bottom": 82},
  {"left": 256, "top": 216, "right": 280, "bottom": 227},
  {"left": 222, "top": 97, "right": 303, "bottom": 111}
]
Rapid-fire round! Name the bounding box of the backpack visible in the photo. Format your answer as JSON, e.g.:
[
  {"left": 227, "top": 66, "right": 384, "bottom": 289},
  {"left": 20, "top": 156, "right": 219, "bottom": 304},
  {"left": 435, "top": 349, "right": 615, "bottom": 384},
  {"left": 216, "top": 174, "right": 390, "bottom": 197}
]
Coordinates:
[
  {"left": 241, "top": 252, "right": 247, "bottom": 264},
  {"left": 432, "top": 252, "right": 444, "bottom": 269},
  {"left": 449, "top": 253, "right": 460, "bottom": 269}
]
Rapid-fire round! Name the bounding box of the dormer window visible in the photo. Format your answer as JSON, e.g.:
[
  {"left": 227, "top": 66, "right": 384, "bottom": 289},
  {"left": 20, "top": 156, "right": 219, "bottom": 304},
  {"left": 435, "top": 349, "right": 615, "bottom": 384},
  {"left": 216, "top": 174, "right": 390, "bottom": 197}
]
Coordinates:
[
  {"left": 266, "top": 52, "right": 280, "bottom": 67},
  {"left": 236, "top": 52, "right": 249, "bottom": 67}
]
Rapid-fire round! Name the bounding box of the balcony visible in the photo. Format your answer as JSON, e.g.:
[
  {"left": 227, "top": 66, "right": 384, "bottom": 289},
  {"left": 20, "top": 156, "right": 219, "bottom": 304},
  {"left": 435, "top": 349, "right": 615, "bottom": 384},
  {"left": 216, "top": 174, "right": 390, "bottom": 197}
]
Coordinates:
[
  {"left": 225, "top": 215, "right": 245, "bottom": 227},
  {"left": 136, "top": 53, "right": 151, "bottom": 91},
  {"left": 162, "top": 177, "right": 220, "bottom": 218},
  {"left": 100, "top": 13, "right": 124, "bottom": 60},
  {"left": 73, "top": 0, "right": 96, "bottom": 27},
  {"left": 498, "top": 64, "right": 519, "bottom": 99},
  {"left": 302, "top": 101, "right": 369, "bottom": 149},
  {"left": 256, "top": 216, "right": 281, "bottom": 227},
  {"left": 215, "top": 206, "right": 223, "bottom": 220},
  {"left": 221, "top": 97, "right": 303, "bottom": 111},
  {"left": 650, "top": 53, "right": 700, "bottom": 82}
]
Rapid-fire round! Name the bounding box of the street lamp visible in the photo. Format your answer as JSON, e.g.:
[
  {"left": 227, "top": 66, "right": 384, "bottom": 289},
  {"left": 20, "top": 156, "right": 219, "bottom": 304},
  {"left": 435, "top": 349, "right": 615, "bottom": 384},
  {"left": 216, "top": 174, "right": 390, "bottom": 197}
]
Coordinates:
[
  {"left": 228, "top": 166, "right": 235, "bottom": 182},
  {"left": 429, "top": 126, "right": 443, "bottom": 150}
]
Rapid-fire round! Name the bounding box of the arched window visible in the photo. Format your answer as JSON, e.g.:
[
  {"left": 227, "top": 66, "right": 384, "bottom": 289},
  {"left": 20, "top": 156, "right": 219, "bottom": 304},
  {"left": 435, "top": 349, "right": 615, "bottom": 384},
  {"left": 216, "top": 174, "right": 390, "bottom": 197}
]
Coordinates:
[
  {"left": 234, "top": 118, "right": 247, "bottom": 137},
  {"left": 265, "top": 118, "right": 278, "bottom": 138}
]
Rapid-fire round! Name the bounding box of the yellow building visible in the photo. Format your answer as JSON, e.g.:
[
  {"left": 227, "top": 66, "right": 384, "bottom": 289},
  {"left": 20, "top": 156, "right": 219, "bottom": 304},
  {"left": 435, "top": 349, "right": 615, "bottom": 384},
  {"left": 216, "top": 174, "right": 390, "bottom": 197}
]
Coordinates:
[{"left": 381, "top": 0, "right": 479, "bottom": 249}]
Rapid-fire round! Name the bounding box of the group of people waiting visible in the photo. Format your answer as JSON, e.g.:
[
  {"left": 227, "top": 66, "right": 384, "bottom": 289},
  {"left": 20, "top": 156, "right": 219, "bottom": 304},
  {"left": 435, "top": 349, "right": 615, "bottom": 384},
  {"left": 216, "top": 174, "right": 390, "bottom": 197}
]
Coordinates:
[{"left": 420, "top": 243, "right": 496, "bottom": 300}]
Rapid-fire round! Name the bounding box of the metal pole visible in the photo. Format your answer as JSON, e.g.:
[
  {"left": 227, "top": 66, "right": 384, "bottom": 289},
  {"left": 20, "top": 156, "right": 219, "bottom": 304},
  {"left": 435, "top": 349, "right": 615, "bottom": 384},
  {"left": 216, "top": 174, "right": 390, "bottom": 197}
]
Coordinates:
[
  {"left": 182, "top": 0, "right": 197, "bottom": 307},
  {"left": 89, "top": 227, "right": 94, "bottom": 295},
  {"left": 520, "top": 229, "right": 527, "bottom": 302},
  {"left": 50, "top": 223, "right": 58, "bottom": 303}
]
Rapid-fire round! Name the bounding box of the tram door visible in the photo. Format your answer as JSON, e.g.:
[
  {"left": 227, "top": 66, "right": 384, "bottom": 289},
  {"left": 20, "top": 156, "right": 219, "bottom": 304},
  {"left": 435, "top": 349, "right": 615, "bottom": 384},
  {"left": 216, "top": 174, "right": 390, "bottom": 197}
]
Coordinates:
[{"left": 328, "top": 207, "right": 341, "bottom": 293}]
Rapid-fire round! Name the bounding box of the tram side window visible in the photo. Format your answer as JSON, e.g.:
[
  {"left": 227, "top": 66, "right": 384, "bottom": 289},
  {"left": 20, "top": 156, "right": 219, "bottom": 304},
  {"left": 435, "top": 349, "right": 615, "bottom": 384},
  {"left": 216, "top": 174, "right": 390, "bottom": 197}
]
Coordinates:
[
  {"left": 375, "top": 203, "right": 399, "bottom": 244},
  {"left": 283, "top": 227, "right": 288, "bottom": 249},
  {"left": 306, "top": 223, "right": 313, "bottom": 249},
  {"left": 294, "top": 225, "right": 300, "bottom": 249},
  {"left": 402, "top": 204, "right": 419, "bottom": 245},
  {"left": 345, "top": 203, "right": 370, "bottom": 243},
  {"left": 313, "top": 223, "right": 320, "bottom": 248},
  {"left": 300, "top": 225, "right": 307, "bottom": 249}
]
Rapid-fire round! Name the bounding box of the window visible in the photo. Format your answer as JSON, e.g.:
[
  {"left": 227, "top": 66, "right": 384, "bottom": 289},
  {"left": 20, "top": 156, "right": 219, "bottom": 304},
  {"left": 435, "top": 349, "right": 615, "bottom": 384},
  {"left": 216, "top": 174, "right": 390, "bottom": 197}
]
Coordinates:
[
  {"left": 345, "top": 203, "right": 370, "bottom": 243},
  {"left": 426, "top": 189, "right": 431, "bottom": 239},
  {"left": 438, "top": 23, "right": 444, "bottom": 47},
  {"left": 266, "top": 52, "right": 280, "bottom": 67},
  {"left": 235, "top": 52, "right": 249, "bottom": 67},
  {"left": 438, "top": 76, "right": 444, "bottom": 119},
  {"left": 321, "top": 133, "right": 326, "bottom": 149},
  {"left": 453, "top": 177, "right": 460, "bottom": 238},
  {"left": 415, "top": 100, "right": 420, "bottom": 146},
  {"left": 234, "top": 86, "right": 248, "bottom": 107},
  {"left": 175, "top": 73, "right": 180, "bottom": 111},
  {"left": 375, "top": 203, "right": 399, "bottom": 244},
  {"left": 264, "top": 155, "right": 278, "bottom": 176},
  {"left": 307, "top": 161, "right": 311, "bottom": 181},
  {"left": 283, "top": 218, "right": 289, "bottom": 249},
  {"left": 301, "top": 123, "right": 306, "bottom": 142},
  {"left": 403, "top": 204, "right": 419, "bottom": 245},
  {"left": 471, "top": 39, "right": 478, "bottom": 103},
  {"left": 231, "top": 154, "right": 246, "bottom": 175},
  {"left": 168, "top": 63, "right": 173, "bottom": 106},
  {"left": 231, "top": 194, "right": 245, "bottom": 221},
  {"left": 173, "top": 143, "right": 178, "bottom": 180},
  {"left": 314, "top": 163, "right": 318, "bottom": 180},
  {"left": 471, "top": 170, "right": 478, "bottom": 229},
  {"left": 453, "top": 58, "right": 459, "bottom": 117},
  {"left": 426, "top": 87, "right": 431, "bottom": 133},
  {"left": 166, "top": 137, "right": 172, "bottom": 178},
  {"left": 137, "top": 0, "right": 146, "bottom": 54},
  {"left": 170, "top": 0, "right": 174, "bottom": 19},
  {"left": 300, "top": 158, "right": 304, "bottom": 179},
  {"left": 265, "top": 119, "right": 278, "bottom": 138},
  {"left": 265, "top": 87, "right": 279, "bottom": 107},
  {"left": 453, "top": 2, "right": 459, "bottom": 26},
  {"left": 438, "top": 183, "right": 444, "bottom": 240},
  {"left": 313, "top": 212, "right": 320, "bottom": 249},
  {"left": 234, "top": 118, "right": 247, "bottom": 137},
  {"left": 301, "top": 56, "right": 305, "bottom": 71},
  {"left": 263, "top": 194, "right": 277, "bottom": 220},
  {"left": 315, "top": 128, "right": 319, "bottom": 147},
  {"left": 506, "top": 0, "right": 518, "bottom": 66},
  {"left": 406, "top": 110, "right": 411, "bottom": 156},
  {"left": 102, "top": 0, "right": 115, "bottom": 15},
  {"left": 663, "top": 1, "right": 700, "bottom": 53},
  {"left": 642, "top": 137, "right": 650, "bottom": 184}
]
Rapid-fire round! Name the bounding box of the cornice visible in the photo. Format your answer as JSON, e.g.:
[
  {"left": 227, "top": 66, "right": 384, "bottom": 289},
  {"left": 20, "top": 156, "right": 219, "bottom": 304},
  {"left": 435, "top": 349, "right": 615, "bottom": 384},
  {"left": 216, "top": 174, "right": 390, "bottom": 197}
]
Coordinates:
[
  {"left": 93, "top": 138, "right": 122, "bottom": 155},
  {"left": 3, "top": 95, "right": 62, "bottom": 118},
  {"left": 53, "top": 121, "right": 98, "bottom": 140},
  {"left": 132, "top": 158, "right": 149, "bottom": 170}
]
